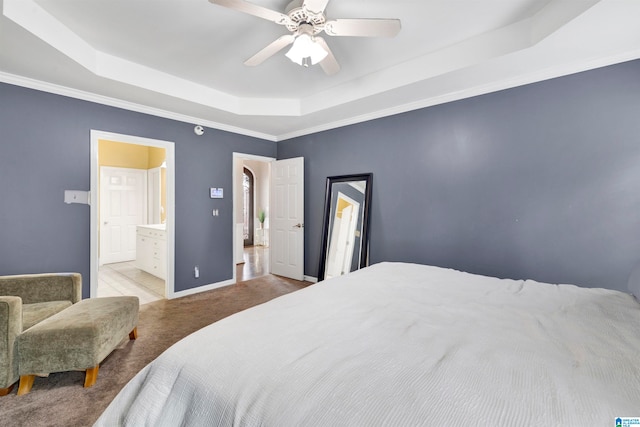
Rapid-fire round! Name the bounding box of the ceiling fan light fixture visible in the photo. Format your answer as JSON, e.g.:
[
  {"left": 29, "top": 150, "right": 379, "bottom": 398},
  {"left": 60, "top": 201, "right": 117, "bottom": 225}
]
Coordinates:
[
  {"left": 285, "top": 33, "right": 328, "bottom": 66},
  {"left": 210, "top": 0, "right": 402, "bottom": 75}
]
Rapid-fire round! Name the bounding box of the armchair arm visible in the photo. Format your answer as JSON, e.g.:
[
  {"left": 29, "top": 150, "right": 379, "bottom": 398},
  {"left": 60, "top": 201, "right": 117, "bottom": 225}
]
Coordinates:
[
  {"left": 0, "top": 296, "right": 22, "bottom": 390},
  {"left": 0, "top": 273, "right": 82, "bottom": 304}
]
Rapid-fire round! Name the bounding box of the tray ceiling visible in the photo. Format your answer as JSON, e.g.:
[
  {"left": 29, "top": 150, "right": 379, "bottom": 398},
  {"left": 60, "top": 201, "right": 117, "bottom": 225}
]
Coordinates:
[{"left": 1, "top": 0, "right": 639, "bottom": 140}]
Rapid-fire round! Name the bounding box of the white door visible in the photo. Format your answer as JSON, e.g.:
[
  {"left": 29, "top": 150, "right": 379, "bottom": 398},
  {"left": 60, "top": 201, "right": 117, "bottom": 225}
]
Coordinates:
[
  {"left": 100, "top": 167, "right": 147, "bottom": 265},
  {"left": 270, "top": 157, "right": 304, "bottom": 280}
]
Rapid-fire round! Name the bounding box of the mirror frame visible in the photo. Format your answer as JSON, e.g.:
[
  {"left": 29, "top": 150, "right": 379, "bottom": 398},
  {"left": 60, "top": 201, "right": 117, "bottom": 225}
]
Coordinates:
[{"left": 317, "top": 173, "right": 373, "bottom": 282}]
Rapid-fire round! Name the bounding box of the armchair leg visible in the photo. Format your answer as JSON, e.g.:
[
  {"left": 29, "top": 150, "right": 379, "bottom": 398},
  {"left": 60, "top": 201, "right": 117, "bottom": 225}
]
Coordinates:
[
  {"left": 129, "top": 327, "right": 138, "bottom": 340},
  {"left": 17, "top": 375, "right": 35, "bottom": 395},
  {"left": 0, "top": 383, "right": 15, "bottom": 396},
  {"left": 84, "top": 365, "right": 99, "bottom": 388}
]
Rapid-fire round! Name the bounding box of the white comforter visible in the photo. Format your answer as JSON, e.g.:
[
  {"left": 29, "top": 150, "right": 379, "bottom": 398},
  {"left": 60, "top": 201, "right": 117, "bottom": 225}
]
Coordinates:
[{"left": 96, "top": 262, "right": 640, "bottom": 426}]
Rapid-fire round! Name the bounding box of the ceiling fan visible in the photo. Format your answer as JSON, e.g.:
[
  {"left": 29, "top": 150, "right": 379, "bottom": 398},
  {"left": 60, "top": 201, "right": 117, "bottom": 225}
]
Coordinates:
[{"left": 209, "top": 0, "right": 401, "bottom": 75}]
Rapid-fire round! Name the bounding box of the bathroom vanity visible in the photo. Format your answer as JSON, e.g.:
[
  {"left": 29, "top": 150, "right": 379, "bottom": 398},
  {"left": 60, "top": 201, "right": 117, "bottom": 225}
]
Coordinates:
[{"left": 134, "top": 224, "right": 166, "bottom": 279}]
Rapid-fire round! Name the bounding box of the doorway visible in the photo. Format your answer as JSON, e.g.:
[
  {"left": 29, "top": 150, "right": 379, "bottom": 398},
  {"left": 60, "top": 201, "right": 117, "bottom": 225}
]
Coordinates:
[
  {"left": 325, "top": 192, "right": 360, "bottom": 279},
  {"left": 243, "top": 167, "right": 255, "bottom": 247},
  {"left": 90, "top": 131, "right": 175, "bottom": 302},
  {"left": 233, "top": 154, "right": 274, "bottom": 282}
]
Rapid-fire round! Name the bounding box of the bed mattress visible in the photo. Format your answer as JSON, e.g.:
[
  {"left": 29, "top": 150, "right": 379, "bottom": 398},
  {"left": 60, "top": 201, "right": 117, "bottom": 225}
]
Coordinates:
[{"left": 95, "top": 262, "right": 640, "bottom": 426}]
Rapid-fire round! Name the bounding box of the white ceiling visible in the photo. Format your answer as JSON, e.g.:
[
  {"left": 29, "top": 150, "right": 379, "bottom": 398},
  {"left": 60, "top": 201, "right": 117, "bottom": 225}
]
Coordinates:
[{"left": 1, "top": 0, "right": 639, "bottom": 141}]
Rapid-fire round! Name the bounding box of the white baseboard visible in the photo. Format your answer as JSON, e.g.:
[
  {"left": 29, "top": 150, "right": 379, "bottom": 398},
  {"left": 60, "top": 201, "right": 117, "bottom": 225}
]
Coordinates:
[
  {"left": 167, "top": 275, "right": 316, "bottom": 300},
  {"left": 167, "top": 278, "right": 235, "bottom": 299}
]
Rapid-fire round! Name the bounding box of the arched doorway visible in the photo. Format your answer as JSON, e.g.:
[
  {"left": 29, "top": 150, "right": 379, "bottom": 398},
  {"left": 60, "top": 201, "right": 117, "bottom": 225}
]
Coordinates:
[{"left": 243, "top": 167, "right": 254, "bottom": 247}]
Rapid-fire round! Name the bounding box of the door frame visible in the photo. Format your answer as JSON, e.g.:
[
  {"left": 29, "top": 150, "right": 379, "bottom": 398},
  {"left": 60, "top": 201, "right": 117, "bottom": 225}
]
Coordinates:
[
  {"left": 232, "top": 153, "right": 275, "bottom": 283},
  {"left": 90, "top": 130, "right": 176, "bottom": 299},
  {"left": 147, "top": 166, "right": 162, "bottom": 224}
]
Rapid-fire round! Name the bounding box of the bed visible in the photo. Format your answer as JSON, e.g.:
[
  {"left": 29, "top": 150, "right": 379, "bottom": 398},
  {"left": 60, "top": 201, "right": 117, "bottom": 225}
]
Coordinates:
[{"left": 95, "top": 262, "right": 640, "bottom": 426}]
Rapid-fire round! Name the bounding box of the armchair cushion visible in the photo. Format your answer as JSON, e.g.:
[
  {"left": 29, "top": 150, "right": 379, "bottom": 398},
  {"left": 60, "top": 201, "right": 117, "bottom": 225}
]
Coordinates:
[{"left": 23, "top": 301, "right": 73, "bottom": 330}]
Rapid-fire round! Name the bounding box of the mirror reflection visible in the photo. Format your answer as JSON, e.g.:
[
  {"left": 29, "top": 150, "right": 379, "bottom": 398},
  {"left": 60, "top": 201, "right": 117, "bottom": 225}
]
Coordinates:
[{"left": 318, "top": 174, "right": 372, "bottom": 281}]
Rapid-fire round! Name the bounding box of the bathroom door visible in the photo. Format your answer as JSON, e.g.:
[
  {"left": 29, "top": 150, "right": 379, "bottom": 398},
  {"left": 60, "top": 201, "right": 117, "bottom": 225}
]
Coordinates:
[{"left": 100, "top": 167, "right": 147, "bottom": 265}]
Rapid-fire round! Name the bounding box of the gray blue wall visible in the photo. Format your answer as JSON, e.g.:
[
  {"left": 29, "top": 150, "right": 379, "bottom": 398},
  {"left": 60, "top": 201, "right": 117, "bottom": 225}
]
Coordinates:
[
  {"left": 3, "top": 59, "right": 640, "bottom": 295},
  {"left": 0, "top": 83, "right": 276, "bottom": 297},
  {"left": 279, "top": 59, "right": 640, "bottom": 292}
]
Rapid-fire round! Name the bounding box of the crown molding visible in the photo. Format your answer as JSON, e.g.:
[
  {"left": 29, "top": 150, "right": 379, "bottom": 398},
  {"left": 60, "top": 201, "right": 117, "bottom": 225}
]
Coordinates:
[
  {"left": 277, "top": 49, "right": 640, "bottom": 141},
  {"left": 0, "top": 71, "right": 278, "bottom": 141},
  {"left": 2, "top": 46, "right": 639, "bottom": 144}
]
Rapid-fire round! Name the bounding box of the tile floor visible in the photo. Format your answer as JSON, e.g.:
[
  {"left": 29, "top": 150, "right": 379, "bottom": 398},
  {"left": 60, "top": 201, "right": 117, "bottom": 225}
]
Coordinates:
[
  {"left": 98, "top": 246, "right": 270, "bottom": 305},
  {"left": 98, "top": 261, "right": 165, "bottom": 305}
]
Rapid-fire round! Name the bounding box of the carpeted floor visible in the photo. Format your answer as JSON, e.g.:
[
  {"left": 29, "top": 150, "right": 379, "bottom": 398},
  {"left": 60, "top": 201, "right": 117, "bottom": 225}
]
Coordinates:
[{"left": 0, "top": 274, "right": 310, "bottom": 427}]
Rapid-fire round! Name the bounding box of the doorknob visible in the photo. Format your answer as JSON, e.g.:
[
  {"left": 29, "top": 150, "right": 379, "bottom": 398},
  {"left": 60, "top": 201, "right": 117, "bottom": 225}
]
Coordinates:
[
  {"left": 293, "top": 223, "right": 304, "bottom": 228},
  {"left": 103, "top": 221, "right": 109, "bottom": 225}
]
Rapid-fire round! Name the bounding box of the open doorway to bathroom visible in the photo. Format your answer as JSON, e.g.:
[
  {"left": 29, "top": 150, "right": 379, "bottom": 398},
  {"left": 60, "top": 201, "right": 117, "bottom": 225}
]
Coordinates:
[
  {"left": 234, "top": 154, "right": 274, "bottom": 282},
  {"left": 97, "top": 140, "right": 166, "bottom": 304},
  {"left": 90, "top": 131, "right": 175, "bottom": 304}
]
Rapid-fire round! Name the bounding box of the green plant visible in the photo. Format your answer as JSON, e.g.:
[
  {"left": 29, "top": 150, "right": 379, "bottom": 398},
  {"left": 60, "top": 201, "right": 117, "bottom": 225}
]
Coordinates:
[{"left": 258, "top": 210, "right": 266, "bottom": 224}]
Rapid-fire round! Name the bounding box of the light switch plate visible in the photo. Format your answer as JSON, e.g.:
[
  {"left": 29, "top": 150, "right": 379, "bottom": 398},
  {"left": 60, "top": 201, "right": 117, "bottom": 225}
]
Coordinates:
[{"left": 64, "top": 190, "right": 90, "bottom": 205}]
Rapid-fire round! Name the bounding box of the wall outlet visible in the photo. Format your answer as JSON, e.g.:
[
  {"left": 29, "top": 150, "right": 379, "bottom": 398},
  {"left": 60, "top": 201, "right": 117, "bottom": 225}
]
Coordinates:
[{"left": 194, "top": 265, "right": 199, "bottom": 278}]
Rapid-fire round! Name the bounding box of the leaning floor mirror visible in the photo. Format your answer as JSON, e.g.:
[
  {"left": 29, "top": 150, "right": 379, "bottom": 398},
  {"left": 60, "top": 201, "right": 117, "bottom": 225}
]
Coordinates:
[{"left": 318, "top": 173, "right": 373, "bottom": 281}]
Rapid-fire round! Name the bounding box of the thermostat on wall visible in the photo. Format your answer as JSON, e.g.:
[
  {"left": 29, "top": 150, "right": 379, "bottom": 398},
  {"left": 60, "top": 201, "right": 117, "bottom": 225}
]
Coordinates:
[{"left": 210, "top": 188, "right": 223, "bottom": 199}]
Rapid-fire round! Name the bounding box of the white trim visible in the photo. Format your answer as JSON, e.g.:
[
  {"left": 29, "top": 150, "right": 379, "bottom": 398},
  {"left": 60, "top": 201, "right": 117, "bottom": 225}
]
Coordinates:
[
  {"left": 171, "top": 279, "right": 235, "bottom": 299},
  {"left": 0, "top": 71, "right": 277, "bottom": 142},
  {"left": 304, "top": 276, "right": 318, "bottom": 283},
  {"left": 90, "top": 130, "right": 176, "bottom": 300},
  {"left": 3, "top": 49, "right": 638, "bottom": 143},
  {"left": 275, "top": 49, "right": 640, "bottom": 141},
  {"left": 147, "top": 166, "right": 162, "bottom": 224}
]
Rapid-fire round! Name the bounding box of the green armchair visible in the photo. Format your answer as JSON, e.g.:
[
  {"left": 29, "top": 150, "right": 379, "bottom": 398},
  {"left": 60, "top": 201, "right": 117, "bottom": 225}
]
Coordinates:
[{"left": 0, "top": 273, "right": 82, "bottom": 395}]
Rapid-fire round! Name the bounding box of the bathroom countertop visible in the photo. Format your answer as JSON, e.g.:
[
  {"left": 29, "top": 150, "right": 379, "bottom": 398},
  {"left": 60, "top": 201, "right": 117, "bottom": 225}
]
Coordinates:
[{"left": 137, "top": 224, "right": 166, "bottom": 231}]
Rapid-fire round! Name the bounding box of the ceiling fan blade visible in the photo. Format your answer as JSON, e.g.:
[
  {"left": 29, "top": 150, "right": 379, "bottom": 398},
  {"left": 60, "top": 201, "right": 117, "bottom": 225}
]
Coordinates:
[
  {"left": 324, "top": 19, "right": 401, "bottom": 37},
  {"left": 244, "top": 34, "right": 296, "bottom": 66},
  {"left": 209, "top": 0, "right": 291, "bottom": 26},
  {"left": 315, "top": 37, "right": 340, "bottom": 75},
  {"left": 303, "top": 0, "right": 330, "bottom": 15}
]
